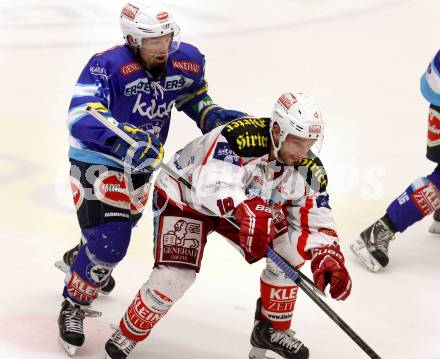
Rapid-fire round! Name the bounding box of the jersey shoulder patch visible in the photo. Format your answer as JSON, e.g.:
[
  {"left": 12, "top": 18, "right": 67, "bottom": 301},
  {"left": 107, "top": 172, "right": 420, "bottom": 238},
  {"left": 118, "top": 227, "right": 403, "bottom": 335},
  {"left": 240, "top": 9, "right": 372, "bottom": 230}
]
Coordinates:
[
  {"left": 212, "top": 142, "right": 240, "bottom": 166},
  {"left": 294, "top": 155, "right": 328, "bottom": 193},
  {"left": 221, "top": 117, "right": 270, "bottom": 157}
]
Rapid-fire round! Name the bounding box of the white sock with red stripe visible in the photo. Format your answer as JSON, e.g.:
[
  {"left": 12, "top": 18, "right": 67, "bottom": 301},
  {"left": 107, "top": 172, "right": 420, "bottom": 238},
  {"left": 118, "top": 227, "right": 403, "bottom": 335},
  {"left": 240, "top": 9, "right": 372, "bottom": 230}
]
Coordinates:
[
  {"left": 119, "top": 265, "right": 196, "bottom": 341},
  {"left": 120, "top": 288, "right": 172, "bottom": 341}
]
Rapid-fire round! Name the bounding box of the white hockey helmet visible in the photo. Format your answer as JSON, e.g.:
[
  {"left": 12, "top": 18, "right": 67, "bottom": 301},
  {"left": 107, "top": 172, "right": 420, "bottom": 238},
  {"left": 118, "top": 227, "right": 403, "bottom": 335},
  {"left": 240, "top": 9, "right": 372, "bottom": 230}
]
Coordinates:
[
  {"left": 270, "top": 92, "right": 325, "bottom": 159},
  {"left": 120, "top": 1, "right": 180, "bottom": 53}
]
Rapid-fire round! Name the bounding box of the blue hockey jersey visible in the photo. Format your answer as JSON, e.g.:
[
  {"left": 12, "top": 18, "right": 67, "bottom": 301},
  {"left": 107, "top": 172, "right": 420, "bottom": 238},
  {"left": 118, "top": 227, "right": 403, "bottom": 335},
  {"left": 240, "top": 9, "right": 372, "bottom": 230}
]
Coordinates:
[
  {"left": 68, "top": 43, "right": 211, "bottom": 168},
  {"left": 421, "top": 49, "right": 440, "bottom": 107}
]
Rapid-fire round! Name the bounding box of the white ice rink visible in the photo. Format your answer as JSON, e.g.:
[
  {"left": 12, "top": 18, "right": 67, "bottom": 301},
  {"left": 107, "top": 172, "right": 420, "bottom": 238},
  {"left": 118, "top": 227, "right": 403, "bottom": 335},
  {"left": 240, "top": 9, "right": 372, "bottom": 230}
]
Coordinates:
[{"left": 1, "top": 0, "right": 440, "bottom": 358}]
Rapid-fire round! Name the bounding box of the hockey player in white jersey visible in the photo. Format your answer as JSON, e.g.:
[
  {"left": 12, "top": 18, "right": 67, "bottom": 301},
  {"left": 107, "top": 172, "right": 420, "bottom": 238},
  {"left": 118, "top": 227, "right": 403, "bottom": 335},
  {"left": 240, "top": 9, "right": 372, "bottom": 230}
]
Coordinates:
[
  {"left": 103, "top": 92, "right": 352, "bottom": 359},
  {"left": 351, "top": 50, "right": 440, "bottom": 272}
]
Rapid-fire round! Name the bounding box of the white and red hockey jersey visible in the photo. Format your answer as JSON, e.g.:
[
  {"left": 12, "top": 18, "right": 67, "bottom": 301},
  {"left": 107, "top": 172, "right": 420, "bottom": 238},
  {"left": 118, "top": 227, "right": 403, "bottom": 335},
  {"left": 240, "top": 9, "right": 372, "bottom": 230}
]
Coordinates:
[{"left": 155, "top": 118, "right": 339, "bottom": 259}]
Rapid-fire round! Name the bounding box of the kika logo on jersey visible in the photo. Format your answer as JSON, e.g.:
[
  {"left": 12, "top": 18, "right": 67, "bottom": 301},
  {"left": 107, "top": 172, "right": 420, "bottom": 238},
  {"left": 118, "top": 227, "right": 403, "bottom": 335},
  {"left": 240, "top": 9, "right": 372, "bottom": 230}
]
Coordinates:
[
  {"left": 89, "top": 64, "right": 110, "bottom": 80},
  {"left": 120, "top": 61, "right": 143, "bottom": 76},
  {"left": 278, "top": 93, "right": 297, "bottom": 111},
  {"left": 125, "top": 78, "right": 150, "bottom": 96},
  {"left": 122, "top": 3, "right": 139, "bottom": 19},
  {"left": 172, "top": 60, "right": 201, "bottom": 74},
  {"left": 133, "top": 95, "right": 175, "bottom": 120},
  {"left": 164, "top": 75, "right": 194, "bottom": 90},
  {"left": 213, "top": 142, "right": 240, "bottom": 165}
]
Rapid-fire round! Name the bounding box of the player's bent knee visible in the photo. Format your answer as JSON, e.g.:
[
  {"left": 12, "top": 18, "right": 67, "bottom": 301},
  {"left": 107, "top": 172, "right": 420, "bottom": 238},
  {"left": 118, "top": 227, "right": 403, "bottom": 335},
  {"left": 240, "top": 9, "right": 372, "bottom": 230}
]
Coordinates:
[
  {"left": 82, "top": 221, "right": 132, "bottom": 263},
  {"left": 144, "top": 265, "right": 196, "bottom": 303}
]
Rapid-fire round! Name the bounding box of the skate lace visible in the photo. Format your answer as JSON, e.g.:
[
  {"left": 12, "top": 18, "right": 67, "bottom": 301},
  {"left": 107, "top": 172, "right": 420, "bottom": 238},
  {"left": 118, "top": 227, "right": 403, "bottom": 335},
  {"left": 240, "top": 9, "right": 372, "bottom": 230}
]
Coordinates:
[
  {"left": 63, "top": 306, "right": 85, "bottom": 334},
  {"left": 62, "top": 301, "right": 101, "bottom": 334},
  {"left": 110, "top": 329, "right": 137, "bottom": 355},
  {"left": 373, "top": 220, "right": 395, "bottom": 251},
  {"left": 269, "top": 328, "right": 302, "bottom": 351}
]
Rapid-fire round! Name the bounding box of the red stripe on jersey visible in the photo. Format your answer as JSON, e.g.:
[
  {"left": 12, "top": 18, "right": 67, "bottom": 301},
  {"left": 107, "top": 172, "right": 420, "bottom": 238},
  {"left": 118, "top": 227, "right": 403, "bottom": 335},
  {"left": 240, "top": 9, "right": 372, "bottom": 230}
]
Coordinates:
[
  {"left": 297, "top": 197, "right": 313, "bottom": 260},
  {"left": 201, "top": 133, "right": 221, "bottom": 165}
]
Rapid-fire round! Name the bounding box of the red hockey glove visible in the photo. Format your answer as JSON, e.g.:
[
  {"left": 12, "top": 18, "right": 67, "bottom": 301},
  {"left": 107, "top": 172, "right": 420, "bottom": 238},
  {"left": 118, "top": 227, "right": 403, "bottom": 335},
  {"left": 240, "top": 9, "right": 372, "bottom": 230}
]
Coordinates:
[
  {"left": 234, "top": 197, "right": 275, "bottom": 259},
  {"left": 311, "top": 245, "right": 352, "bottom": 300}
]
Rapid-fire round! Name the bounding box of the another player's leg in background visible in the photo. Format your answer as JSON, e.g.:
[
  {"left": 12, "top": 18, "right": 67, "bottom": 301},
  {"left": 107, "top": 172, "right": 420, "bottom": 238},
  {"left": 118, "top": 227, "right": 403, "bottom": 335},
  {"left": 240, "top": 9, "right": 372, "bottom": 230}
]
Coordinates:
[
  {"left": 351, "top": 166, "right": 440, "bottom": 272},
  {"left": 58, "top": 160, "right": 149, "bottom": 356}
]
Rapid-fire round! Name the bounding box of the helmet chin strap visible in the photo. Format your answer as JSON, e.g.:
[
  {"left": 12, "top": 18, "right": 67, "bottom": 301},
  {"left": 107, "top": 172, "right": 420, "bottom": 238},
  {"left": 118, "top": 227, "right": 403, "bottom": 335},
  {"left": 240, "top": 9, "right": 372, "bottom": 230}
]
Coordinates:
[
  {"left": 269, "top": 122, "right": 285, "bottom": 164},
  {"left": 270, "top": 136, "right": 284, "bottom": 164}
]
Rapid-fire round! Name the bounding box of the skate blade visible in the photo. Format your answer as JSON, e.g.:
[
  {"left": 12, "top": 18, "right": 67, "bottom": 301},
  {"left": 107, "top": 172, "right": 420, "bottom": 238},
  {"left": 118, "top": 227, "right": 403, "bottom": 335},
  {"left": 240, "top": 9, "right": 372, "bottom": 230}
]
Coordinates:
[
  {"left": 249, "top": 347, "right": 279, "bottom": 359},
  {"left": 55, "top": 260, "right": 69, "bottom": 273},
  {"left": 429, "top": 221, "right": 440, "bottom": 234},
  {"left": 58, "top": 336, "right": 79, "bottom": 357},
  {"left": 350, "top": 237, "right": 382, "bottom": 272}
]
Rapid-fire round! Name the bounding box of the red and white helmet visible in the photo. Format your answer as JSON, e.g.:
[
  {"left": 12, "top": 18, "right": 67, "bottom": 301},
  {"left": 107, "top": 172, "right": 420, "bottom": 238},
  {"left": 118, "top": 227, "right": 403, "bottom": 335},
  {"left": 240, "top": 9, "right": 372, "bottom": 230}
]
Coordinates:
[
  {"left": 120, "top": 1, "right": 180, "bottom": 53},
  {"left": 270, "top": 92, "right": 324, "bottom": 158}
]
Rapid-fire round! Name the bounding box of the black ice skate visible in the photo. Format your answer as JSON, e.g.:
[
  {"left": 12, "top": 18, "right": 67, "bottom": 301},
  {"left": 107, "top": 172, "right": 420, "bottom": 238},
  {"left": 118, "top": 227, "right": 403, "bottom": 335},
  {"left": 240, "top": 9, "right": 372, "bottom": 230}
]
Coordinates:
[
  {"left": 105, "top": 329, "right": 138, "bottom": 359},
  {"left": 429, "top": 209, "right": 440, "bottom": 234},
  {"left": 350, "top": 218, "right": 395, "bottom": 272},
  {"left": 58, "top": 299, "right": 101, "bottom": 356},
  {"left": 54, "top": 242, "right": 116, "bottom": 295},
  {"left": 249, "top": 299, "right": 309, "bottom": 359}
]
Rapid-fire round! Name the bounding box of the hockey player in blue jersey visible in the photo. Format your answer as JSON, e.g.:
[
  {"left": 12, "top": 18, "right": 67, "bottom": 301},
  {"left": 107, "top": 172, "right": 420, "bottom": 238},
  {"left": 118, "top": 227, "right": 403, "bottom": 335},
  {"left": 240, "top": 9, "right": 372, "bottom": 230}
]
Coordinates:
[
  {"left": 57, "top": 1, "right": 245, "bottom": 355},
  {"left": 351, "top": 49, "right": 440, "bottom": 272}
]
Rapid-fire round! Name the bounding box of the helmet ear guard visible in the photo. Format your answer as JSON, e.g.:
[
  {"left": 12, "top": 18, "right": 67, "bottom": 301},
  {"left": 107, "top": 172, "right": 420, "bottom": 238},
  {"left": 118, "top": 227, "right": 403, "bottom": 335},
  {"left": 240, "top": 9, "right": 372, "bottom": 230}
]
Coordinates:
[
  {"left": 120, "top": 1, "right": 180, "bottom": 53},
  {"left": 269, "top": 92, "right": 325, "bottom": 161}
]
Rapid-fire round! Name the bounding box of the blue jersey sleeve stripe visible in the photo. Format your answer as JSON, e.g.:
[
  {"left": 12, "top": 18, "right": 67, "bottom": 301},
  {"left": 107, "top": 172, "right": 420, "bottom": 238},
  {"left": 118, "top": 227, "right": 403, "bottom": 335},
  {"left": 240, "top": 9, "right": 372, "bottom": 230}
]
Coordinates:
[{"left": 420, "top": 75, "right": 440, "bottom": 106}]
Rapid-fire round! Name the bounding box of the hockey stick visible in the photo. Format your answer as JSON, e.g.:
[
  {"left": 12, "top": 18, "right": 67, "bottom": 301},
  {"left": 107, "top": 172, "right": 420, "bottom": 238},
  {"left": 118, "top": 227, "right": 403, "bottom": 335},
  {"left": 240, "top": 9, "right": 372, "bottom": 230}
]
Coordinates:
[{"left": 86, "top": 107, "right": 382, "bottom": 359}]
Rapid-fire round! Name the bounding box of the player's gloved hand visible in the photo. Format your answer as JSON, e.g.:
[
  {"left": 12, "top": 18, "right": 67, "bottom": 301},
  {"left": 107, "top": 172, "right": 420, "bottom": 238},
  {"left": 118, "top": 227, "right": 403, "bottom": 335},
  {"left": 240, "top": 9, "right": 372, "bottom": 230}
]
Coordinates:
[
  {"left": 108, "top": 123, "right": 164, "bottom": 173},
  {"left": 201, "top": 105, "right": 246, "bottom": 133},
  {"left": 310, "top": 244, "right": 352, "bottom": 300},
  {"left": 234, "top": 197, "right": 275, "bottom": 259}
]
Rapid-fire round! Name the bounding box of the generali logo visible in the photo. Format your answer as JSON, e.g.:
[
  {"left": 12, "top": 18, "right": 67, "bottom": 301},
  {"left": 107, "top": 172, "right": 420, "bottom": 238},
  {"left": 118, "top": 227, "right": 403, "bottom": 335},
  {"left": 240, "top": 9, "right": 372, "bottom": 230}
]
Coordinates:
[
  {"left": 172, "top": 60, "right": 201, "bottom": 74},
  {"left": 121, "top": 3, "right": 139, "bottom": 20},
  {"left": 119, "top": 61, "right": 143, "bottom": 76}
]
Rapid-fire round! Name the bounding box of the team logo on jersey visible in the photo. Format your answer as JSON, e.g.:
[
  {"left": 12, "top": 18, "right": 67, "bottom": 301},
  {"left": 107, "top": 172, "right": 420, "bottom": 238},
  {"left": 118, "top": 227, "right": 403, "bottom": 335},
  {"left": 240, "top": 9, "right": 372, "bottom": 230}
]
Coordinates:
[
  {"left": 157, "top": 217, "right": 204, "bottom": 269},
  {"left": 212, "top": 142, "right": 240, "bottom": 166},
  {"left": 164, "top": 75, "right": 194, "bottom": 90},
  {"left": 119, "top": 61, "right": 143, "bottom": 76},
  {"left": 172, "top": 60, "right": 201, "bottom": 74},
  {"left": 124, "top": 78, "right": 150, "bottom": 96},
  {"left": 87, "top": 264, "right": 112, "bottom": 285},
  {"left": 122, "top": 3, "right": 139, "bottom": 20}
]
